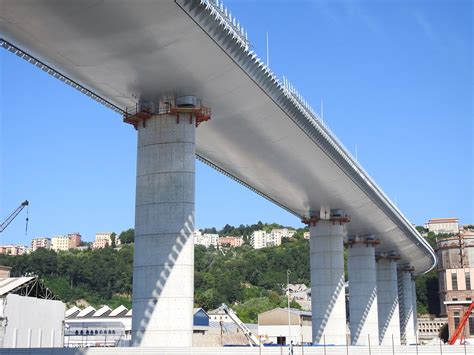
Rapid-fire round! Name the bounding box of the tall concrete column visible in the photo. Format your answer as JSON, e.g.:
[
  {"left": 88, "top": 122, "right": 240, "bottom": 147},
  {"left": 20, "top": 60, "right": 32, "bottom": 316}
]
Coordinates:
[
  {"left": 307, "top": 211, "right": 349, "bottom": 345},
  {"left": 347, "top": 236, "right": 379, "bottom": 345},
  {"left": 399, "top": 267, "right": 416, "bottom": 345},
  {"left": 412, "top": 278, "right": 418, "bottom": 339},
  {"left": 376, "top": 254, "right": 400, "bottom": 345},
  {"left": 131, "top": 112, "right": 195, "bottom": 347}
]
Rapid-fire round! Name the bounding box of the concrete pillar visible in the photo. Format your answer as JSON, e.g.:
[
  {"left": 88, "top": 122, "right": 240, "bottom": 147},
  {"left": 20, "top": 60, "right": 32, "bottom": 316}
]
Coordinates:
[
  {"left": 412, "top": 278, "right": 418, "bottom": 340},
  {"left": 132, "top": 113, "right": 195, "bottom": 347},
  {"left": 347, "top": 236, "right": 379, "bottom": 345},
  {"left": 399, "top": 268, "right": 416, "bottom": 345},
  {"left": 376, "top": 255, "right": 401, "bottom": 345},
  {"left": 308, "top": 212, "right": 348, "bottom": 345}
]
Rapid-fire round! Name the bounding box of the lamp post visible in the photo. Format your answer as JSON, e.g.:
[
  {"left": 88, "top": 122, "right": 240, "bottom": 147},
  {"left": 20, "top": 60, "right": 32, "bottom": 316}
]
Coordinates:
[{"left": 287, "top": 269, "right": 291, "bottom": 350}]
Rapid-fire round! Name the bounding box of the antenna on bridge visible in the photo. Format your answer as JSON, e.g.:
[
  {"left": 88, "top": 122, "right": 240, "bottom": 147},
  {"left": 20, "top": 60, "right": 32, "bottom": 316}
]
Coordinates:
[{"left": 266, "top": 32, "right": 269, "bottom": 67}]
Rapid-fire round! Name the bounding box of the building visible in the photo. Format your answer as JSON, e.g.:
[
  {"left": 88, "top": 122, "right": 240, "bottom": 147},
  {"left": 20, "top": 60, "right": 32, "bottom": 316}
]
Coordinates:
[
  {"left": 0, "top": 244, "right": 26, "bottom": 256},
  {"left": 31, "top": 237, "right": 51, "bottom": 251},
  {"left": 92, "top": 232, "right": 119, "bottom": 249},
  {"left": 417, "top": 316, "right": 448, "bottom": 343},
  {"left": 270, "top": 228, "right": 296, "bottom": 241},
  {"left": 303, "top": 231, "right": 310, "bottom": 240},
  {"left": 250, "top": 230, "right": 267, "bottom": 249},
  {"left": 208, "top": 308, "right": 233, "bottom": 323},
  {"left": 250, "top": 229, "right": 293, "bottom": 249},
  {"left": 426, "top": 218, "right": 459, "bottom": 235},
  {"left": 51, "top": 235, "right": 71, "bottom": 252},
  {"left": 68, "top": 233, "right": 82, "bottom": 248},
  {"left": 286, "top": 284, "right": 311, "bottom": 311},
  {"left": 437, "top": 231, "right": 474, "bottom": 340},
  {"left": 0, "top": 267, "right": 64, "bottom": 348},
  {"left": 65, "top": 306, "right": 209, "bottom": 347},
  {"left": 218, "top": 236, "right": 243, "bottom": 248},
  {"left": 258, "top": 308, "right": 312, "bottom": 345},
  {"left": 194, "top": 232, "right": 219, "bottom": 248}
]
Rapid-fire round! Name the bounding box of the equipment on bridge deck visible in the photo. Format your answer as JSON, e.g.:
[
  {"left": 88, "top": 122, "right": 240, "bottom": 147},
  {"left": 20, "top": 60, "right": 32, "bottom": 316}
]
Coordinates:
[
  {"left": 218, "top": 303, "right": 261, "bottom": 347},
  {"left": 0, "top": 200, "right": 29, "bottom": 234},
  {"left": 448, "top": 301, "right": 474, "bottom": 345},
  {"left": 123, "top": 96, "right": 211, "bottom": 130}
]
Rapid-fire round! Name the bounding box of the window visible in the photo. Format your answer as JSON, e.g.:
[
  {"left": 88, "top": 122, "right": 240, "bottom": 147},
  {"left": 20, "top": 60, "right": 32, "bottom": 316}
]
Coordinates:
[
  {"left": 75, "top": 330, "right": 78, "bottom": 335},
  {"left": 469, "top": 316, "right": 474, "bottom": 336},
  {"left": 452, "top": 272, "right": 458, "bottom": 290},
  {"left": 454, "top": 311, "right": 461, "bottom": 330},
  {"left": 466, "top": 272, "right": 471, "bottom": 290}
]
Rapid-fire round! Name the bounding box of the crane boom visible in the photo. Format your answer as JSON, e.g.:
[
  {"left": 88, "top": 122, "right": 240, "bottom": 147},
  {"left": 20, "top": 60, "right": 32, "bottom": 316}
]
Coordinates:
[
  {"left": 218, "top": 303, "right": 261, "bottom": 347},
  {"left": 448, "top": 301, "right": 474, "bottom": 345},
  {"left": 0, "top": 200, "right": 29, "bottom": 233}
]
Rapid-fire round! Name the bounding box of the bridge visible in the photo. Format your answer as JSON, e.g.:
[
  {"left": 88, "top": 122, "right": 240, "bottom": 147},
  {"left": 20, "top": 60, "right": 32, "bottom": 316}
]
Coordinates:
[{"left": 1, "top": 0, "right": 436, "bottom": 348}]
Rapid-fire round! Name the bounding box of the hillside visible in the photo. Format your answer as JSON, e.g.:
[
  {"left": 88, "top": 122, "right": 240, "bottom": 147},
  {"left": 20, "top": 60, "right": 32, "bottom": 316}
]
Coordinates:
[{"left": 0, "top": 224, "right": 439, "bottom": 322}]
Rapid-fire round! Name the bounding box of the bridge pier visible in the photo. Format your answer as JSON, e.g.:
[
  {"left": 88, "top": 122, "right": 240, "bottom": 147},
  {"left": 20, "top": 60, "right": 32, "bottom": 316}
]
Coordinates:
[
  {"left": 376, "top": 254, "right": 401, "bottom": 345},
  {"left": 346, "top": 236, "right": 379, "bottom": 345},
  {"left": 131, "top": 110, "right": 196, "bottom": 347},
  {"left": 306, "top": 210, "right": 349, "bottom": 345},
  {"left": 399, "top": 266, "right": 416, "bottom": 345}
]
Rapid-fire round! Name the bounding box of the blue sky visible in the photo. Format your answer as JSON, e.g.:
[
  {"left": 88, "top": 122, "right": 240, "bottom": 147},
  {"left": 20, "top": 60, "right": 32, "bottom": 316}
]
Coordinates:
[{"left": 1, "top": 0, "right": 472, "bottom": 245}]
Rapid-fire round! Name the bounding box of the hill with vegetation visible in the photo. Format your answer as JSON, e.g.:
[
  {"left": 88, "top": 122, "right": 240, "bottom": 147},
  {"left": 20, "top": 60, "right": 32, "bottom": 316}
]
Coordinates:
[{"left": 0, "top": 223, "right": 440, "bottom": 322}]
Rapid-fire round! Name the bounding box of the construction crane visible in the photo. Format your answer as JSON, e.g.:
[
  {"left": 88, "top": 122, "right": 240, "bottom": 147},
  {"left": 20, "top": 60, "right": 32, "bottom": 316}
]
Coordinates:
[
  {"left": 0, "top": 200, "right": 29, "bottom": 234},
  {"left": 218, "top": 303, "right": 261, "bottom": 347},
  {"left": 448, "top": 301, "right": 474, "bottom": 345}
]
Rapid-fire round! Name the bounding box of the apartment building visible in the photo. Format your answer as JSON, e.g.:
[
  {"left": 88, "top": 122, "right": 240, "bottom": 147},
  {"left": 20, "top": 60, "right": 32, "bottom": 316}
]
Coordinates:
[
  {"left": 31, "top": 237, "right": 51, "bottom": 251},
  {"left": 0, "top": 245, "right": 27, "bottom": 256},
  {"left": 218, "top": 236, "right": 243, "bottom": 248},
  {"left": 194, "top": 231, "right": 219, "bottom": 248},
  {"left": 250, "top": 230, "right": 267, "bottom": 249},
  {"left": 68, "top": 233, "right": 82, "bottom": 248},
  {"left": 250, "top": 228, "right": 295, "bottom": 249},
  {"left": 51, "top": 235, "right": 71, "bottom": 252},
  {"left": 92, "top": 232, "right": 120, "bottom": 249}
]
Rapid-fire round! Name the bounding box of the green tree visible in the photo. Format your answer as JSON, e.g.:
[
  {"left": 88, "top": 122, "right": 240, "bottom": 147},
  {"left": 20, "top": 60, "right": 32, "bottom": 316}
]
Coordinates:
[{"left": 119, "top": 228, "right": 134, "bottom": 244}]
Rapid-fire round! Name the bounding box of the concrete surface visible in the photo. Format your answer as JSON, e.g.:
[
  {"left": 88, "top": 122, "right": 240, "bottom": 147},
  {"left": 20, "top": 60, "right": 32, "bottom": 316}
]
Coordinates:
[
  {"left": 376, "top": 258, "right": 401, "bottom": 346},
  {"left": 400, "top": 270, "right": 416, "bottom": 345},
  {"left": 309, "top": 220, "right": 347, "bottom": 345},
  {"left": 132, "top": 113, "right": 195, "bottom": 347},
  {"left": 347, "top": 243, "right": 379, "bottom": 345}
]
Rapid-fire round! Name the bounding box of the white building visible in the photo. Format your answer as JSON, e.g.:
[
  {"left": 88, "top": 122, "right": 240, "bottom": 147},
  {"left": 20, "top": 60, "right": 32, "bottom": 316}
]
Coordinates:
[
  {"left": 270, "top": 228, "right": 296, "bottom": 241},
  {"left": 417, "top": 316, "right": 448, "bottom": 343},
  {"left": 250, "top": 230, "right": 267, "bottom": 249},
  {"left": 65, "top": 306, "right": 210, "bottom": 347},
  {"left": 207, "top": 308, "right": 233, "bottom": 323},
  {"left": 51, "top": 235, "right": 70, "bottom": 252},
  {"left": 250, "top": 229, "right": 294, "bottom": 249},
  {"left": 426, "top": 218, "right": 459, "bottom": 234},
  {"left": 194, "top": 232, "right": 219, "bottom": 248},
  {"left": 258, "top": 308, "right": 312, "bottom": 345},
  {"left": 31, "top": 237, "right": 51, "bottom": 251},
  {"left": 0, "top": 269, "right": 64, "bottom": 348}
]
